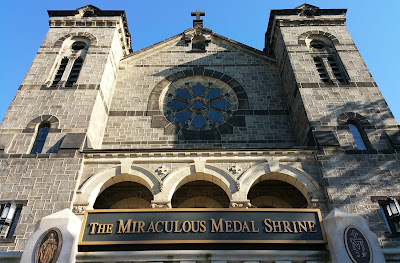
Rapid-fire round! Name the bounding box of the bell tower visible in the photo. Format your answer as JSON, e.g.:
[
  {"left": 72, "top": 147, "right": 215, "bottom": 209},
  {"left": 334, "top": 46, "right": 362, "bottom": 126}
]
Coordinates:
[
  {"left": 265, "top": 4, "right": 398, "bottom": 149},
  {"left": 0, "top": 5, "right": 131, "bottom": 153}
]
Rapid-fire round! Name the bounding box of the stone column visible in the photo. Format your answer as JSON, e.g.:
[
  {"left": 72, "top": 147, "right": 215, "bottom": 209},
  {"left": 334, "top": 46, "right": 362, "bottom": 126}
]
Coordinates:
[
  {"left": 323, "top": 208, "right": 385, "bottom": 263},
  {"left": 20, "top": 209, "right": 81, "bottom": 263}
]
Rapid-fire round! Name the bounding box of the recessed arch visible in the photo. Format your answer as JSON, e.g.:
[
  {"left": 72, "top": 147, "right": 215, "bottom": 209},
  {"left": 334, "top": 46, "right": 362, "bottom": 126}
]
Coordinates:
[
  {"left": 95, "top": 182, "right": 153, "bottom": 209},
  {"left": 110, "top": 197, "right": 151, "bottom": 209},
  {"left": 159, "top": 164, "right": 236, "bottom": 202},
  {"left": 251, "top": 196, "right": 292, "bottom": 208},
  {"left": 178, "top": 196, "right": 223, "bottom": 208},
  {"left": 77, "top": 164, "right": 160, "bottom": 209},
  {"left": 23, "top": 115, "right": 60, "bottom": 133},
  {"left": 54, "top": 32, "right": 97, "bottom": 47},
  {"left": 248, "top": 180, "right": 307, "bottom": 208},
  {"left": 239, "top": 163, "right": 324, "bottom": 204},
  {"left": 337, "top": 112, "right": 371, "bottom": 127},
  {"left": 298, "top": 30, "right": 340, "bottom": 45}
]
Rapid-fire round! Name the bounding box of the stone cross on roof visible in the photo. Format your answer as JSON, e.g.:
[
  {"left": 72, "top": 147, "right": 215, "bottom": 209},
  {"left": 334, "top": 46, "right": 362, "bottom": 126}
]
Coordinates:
[
  {"left": 191, "top": 9, "right": 205, "bottom": 20},
  {"left": 191, "top": 9, "right": 205, "bottom": 28}
]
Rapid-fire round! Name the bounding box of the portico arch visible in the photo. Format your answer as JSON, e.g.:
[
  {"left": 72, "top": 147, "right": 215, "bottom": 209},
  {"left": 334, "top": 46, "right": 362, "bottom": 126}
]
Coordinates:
[
  {"left": 76, "top": 165, "right": 160, "bottom": 209},
  {"left": 251, "top": 196, "right": 292, "bottom": 208},
  {"left": 239, "top": 163, "right": 324, "bottom": 204},
  {"left": 158, "top": 164, "right": 236, "bottom": 203}
]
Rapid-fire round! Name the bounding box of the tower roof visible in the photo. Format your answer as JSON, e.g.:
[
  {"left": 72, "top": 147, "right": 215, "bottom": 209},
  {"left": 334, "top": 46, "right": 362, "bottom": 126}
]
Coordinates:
[{"left": 47, "top": 5, "right": 131, "bottom": 52}]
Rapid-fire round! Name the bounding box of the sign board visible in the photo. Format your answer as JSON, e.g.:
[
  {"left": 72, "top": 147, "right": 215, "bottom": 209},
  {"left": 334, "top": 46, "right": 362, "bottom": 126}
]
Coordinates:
[{"left": 78, "top": 208, "right": 326, "bottom": 250}]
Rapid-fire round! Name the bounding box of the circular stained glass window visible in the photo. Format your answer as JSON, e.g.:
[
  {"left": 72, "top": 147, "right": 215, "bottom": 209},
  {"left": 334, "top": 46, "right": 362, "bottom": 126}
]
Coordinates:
[{"left": 163, "top": 76, "right": 238, "bottom": 131}]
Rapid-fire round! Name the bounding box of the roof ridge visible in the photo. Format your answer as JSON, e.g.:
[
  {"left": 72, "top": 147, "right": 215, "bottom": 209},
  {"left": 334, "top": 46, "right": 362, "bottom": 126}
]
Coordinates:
[{"left": 122, "top": 27, "right": 275, "bottom": 62}]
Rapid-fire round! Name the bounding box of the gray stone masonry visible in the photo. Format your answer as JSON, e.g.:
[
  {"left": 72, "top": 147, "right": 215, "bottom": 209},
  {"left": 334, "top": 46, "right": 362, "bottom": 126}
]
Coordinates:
[
  {"left": 103, "top": 33, "right": 297, "bottom": 149},
  {"left": 0, "top": 155, "right": 82, "bottom": 252}
]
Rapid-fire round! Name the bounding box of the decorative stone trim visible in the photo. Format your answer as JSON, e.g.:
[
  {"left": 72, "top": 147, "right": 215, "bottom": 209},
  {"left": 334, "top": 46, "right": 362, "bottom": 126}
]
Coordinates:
[
  {"left": 337, "top": 112, "right": 371, "bottom": 127},
  {"left": 53, "top": 32, "right": 98, "bottom": 47},
  {"left": 230, "top": 200, "right": 252, "bottom": 208},
  {"left": 72, "top": 203, "right": 90, "bottom": 214},
  {"left": 22, "top": 115, "right": 60, "bottom": 133},
  {"left": 151, "top": 201, "right": 171, "bottom": 209},
  {"left": 298, "top": 30, "right": 340, "bottom": 45},
  {"left": 277, "top": 18, "right": 346, "bottom": 28},
  {"left": 229, "top": 165, "right": 243, "bottom": 175},
  {"left": 83, "top": 150, "right": 315, "bottom": 160}
]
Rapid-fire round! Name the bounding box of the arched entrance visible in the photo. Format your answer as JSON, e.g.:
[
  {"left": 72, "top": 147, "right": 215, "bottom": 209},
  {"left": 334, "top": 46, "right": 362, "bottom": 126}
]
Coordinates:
[
  {"left": 248, "top": 180, "right": 308, "bottom": 208},
  {"left": 171, "top": 180, "right": 230, "bottom": 208},
  {"left": 93, "top": 182, "right": 153, "bottom": 209}
]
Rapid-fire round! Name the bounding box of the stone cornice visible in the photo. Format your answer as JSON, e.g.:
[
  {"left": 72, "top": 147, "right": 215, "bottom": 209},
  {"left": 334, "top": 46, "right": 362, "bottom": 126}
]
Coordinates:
[
  {"left": 264, "top": 7, "right": 347, "bottom": 53},
  {"left": 48, "top": 5, "right": 131, "bottom": 53},
  {"left": 82, "top": 148, "right": 316, "bottom": 161}
]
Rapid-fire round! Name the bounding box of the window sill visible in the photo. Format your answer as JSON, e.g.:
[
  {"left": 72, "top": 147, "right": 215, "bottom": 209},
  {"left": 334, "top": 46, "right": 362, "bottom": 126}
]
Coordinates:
[
  {"left": 384, "top": 232, "right": 400, "bottom": 239},
  {"left": 0, "top": 236, "right": 16, "bottom": 243}
]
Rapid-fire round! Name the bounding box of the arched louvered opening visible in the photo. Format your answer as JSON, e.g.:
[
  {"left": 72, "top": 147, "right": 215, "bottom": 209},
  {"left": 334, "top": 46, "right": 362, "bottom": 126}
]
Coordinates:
[
  {"left": 66, "top": 57, "right": 84, "bottom": 87},
  {"left": 313, "top": 57, "right": 332, "bottom": 85},
  {"left": 50, "top": 57, "right": 69, "bottom": 87},
  {"left": 328, "top": 56, "right": 349, "bottom": 84}
]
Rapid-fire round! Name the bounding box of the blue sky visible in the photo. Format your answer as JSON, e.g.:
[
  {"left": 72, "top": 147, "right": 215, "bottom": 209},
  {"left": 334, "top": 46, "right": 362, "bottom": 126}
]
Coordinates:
[{"left": 0, "top": 0, "right": 399, "bottom": 123}]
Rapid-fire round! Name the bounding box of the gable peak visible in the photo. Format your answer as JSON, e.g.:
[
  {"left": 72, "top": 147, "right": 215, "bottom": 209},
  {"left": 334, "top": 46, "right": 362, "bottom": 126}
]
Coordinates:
[
  {"left": 295, "top": 3, "right": 319, "bottom": 16},
  {"left": 76, "top": 5, "right": 102, "bottom": 17}
]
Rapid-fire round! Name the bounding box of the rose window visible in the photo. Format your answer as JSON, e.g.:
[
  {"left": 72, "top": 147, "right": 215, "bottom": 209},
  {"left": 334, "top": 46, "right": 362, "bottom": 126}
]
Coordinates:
[{"left": 163, "top": 76, "right": 238, "bottom": 131}]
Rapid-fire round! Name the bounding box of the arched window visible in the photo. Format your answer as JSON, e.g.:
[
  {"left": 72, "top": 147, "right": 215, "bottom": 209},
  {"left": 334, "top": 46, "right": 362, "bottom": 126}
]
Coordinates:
[
  {"left": 347, "top": 120, "right": 370, "bottom": 150},
  {"left": 328, "top": 56, "right": 348, "bottom": 84},
  {"left": 192, "top": 36, "right": 206, "bottom": 51},
  {"left": 50, "top": 57, "right": 69, "bottom": 87},
  {"left": 66, "top": 57, "right": 84, "bottom": 87},
  {"left": 308, "top": 37, "right": 349, "bottom": 85},
  {"left": 30, "top": 122, "right": 50, "bottom": 154},
  {"left": 313, "top": 57, "right": 332, "bottom": 84},
  {"left": 49, "top": 38, "right": 89, "bottom": 88}
]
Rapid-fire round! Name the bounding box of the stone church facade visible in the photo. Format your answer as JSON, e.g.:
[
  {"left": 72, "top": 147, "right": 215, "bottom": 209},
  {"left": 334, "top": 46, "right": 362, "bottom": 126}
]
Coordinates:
[{"left": 0, "top": 4, "right": 399, "bottom": 263}]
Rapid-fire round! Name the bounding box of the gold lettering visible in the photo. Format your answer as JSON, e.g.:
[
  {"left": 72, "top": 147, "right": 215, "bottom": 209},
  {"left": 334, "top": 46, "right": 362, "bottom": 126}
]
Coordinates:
[
  {"left": 264, "top": 218, "right": 273, "bottom": 232},
  {"left": 131, "top": 221, "right": 137, "bottom": 233},
  {"left": 224, "top": 220, "right": 233, "bottom": 232},
  {"left": 242, "top": 221, "right": 250, "bottom": 232},
  {"left": 191, "top": 221, "right": 200, "bottom": 233},
  {"left": 117, "top": 219, "right": 132, "bottom": 234},
  {"left": 307, "top": 221, "right": 317, "bottom": 233},
  {"left": 250, "top": 221, "right": 259, "bottom": 233},
  {"left": 106, "top": 224, "right": 113, "bottom": 234},
  {"left": 173, "top": 221, "right": 182, "bottom": 233},
  {"left": 89, "top": 222, "right": 98, "bottom": 235},
  {"left": 297, "top": 221, "right": 308, "bottom": 233},
  {"left": 147, "top": 221, "right": 156, "bottom": 233},
  {"left": 211, "top": 218, "right": 224, "bottom": 232},
  {"left": 292, "top": 221, "right": 298, "bottom": 233},
  {"left": 137, "top": 221, "right": 145, "bottom": 233},
  {"left": 272, "top": 220, "right": 282, "bottom": 232},
  {"left": 199, "top": 220, "right": 206, "bottom": 232},
  {"left": 181, "top": 221, "right": 190, "bottom": 232},
  {"left": 97, "top": 223, "right": 106, "bottom": 234},
  {"left": 282, "top": 221, "right": 293, "bottom": 233},
  {"left": 233, "top": 221, "right": 242, "bottom": 232},
  {"left": 164, "top": 221, "right": 173, "bottom": 233},
  {"left": 155, "top": 221, "right": 164, "bottom": 233}
]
